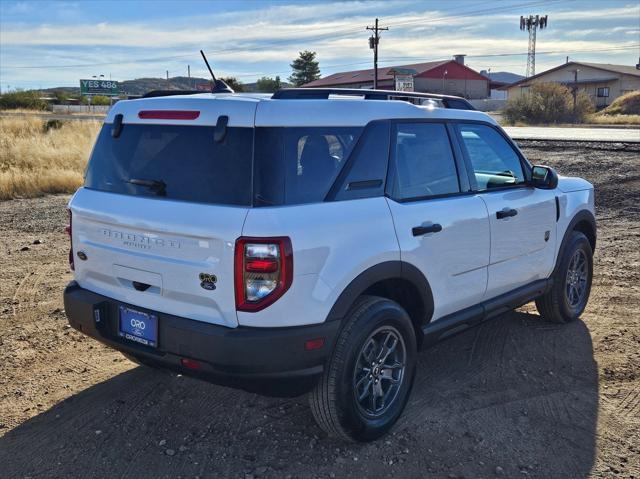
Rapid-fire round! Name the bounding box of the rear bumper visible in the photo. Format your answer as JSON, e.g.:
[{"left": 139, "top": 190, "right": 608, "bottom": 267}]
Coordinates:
[{"left": 63, "top": 282, "right": 340, "bottom": 396}]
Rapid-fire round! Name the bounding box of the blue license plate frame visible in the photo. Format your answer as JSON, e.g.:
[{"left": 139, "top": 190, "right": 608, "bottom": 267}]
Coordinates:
[{"left": 118, "top": 305, "right": 158, "bottom": 348}]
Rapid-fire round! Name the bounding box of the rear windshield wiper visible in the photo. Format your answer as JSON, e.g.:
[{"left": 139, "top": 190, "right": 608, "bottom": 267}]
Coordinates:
[{"left": 126, "top": 178, "right": 167, "bottom": 196}]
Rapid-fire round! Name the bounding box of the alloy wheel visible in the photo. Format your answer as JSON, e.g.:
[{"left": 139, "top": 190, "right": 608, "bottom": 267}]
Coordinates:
[
  {"left": 565, "top": 249, "right": 589, "bottom": 308},
  {"left": 352, "top": 326, "right": 407, "bottom": 417}
]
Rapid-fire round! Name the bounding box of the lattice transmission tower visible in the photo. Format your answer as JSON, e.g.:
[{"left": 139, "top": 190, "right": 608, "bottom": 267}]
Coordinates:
[{"left": 520, "top": 14, "right": 548, "bottom": 77}]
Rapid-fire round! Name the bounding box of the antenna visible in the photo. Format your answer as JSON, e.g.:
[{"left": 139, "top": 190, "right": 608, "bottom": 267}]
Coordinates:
[
  {"left": 199, "top": 49, "right": 234, "bottom": 93},
  {"left": 520, "top": 14, "right": 548, "bottom": 77},
  {"left": 200, "top": 49, "right": 216, "bottom": 82}
]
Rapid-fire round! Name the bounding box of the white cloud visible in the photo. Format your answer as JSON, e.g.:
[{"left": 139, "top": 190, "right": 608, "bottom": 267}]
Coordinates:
[{"left": 1, "top": 0, "right": 639, "bottom": 88}]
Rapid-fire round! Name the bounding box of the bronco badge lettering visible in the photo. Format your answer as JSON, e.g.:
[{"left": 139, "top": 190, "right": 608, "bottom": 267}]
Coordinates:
[{"left": 102, "top": 228, "right": 181, "bottom": 250}]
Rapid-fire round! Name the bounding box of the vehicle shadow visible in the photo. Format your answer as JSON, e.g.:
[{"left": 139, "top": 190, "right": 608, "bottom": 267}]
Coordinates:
[{"left": 1, "top": 311, "right": 598, "bottom": 479}]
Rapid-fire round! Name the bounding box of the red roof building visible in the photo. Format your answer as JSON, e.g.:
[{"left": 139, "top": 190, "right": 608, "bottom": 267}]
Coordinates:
[{"left": 303, "top": 56, "right": 490, "bottom": 99}]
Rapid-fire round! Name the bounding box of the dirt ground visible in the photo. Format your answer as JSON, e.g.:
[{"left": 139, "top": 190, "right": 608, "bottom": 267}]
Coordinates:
[{"left": 0, "top": 141, "right": 638, "bottom": 479}]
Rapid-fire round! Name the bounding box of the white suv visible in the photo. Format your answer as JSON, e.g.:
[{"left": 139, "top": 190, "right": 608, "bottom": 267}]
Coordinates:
[{"left": 64, "top": 88, "right": 596, "bottom": 441}]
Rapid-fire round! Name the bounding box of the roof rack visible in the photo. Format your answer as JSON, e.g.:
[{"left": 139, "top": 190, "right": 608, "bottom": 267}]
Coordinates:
[
  {"left": 271, "top": 88, "right": 476, "bottom": 110},
  {"left": 141, "top": 90, "right": 205, "bottom": 98}
]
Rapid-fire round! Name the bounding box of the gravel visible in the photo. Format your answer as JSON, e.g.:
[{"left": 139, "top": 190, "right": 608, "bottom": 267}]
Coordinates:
[{"left": 0, "top": 141, "right": 639, "bottom": 478}]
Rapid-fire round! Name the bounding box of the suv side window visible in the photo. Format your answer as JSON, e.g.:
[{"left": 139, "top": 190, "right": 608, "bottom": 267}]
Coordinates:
[
  {"left": 389, "top": 122, "right": 460, "bottom": 201},
  {"left": 457, "top": 123, "right": 526, "bottom": 191},
  {"left": 253, "top": 126, "right": 362, "bottom": 206}
]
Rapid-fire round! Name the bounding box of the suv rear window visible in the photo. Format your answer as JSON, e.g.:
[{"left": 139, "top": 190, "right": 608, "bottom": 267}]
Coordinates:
[{"left": 85, "top": 124, "right": 253, "bottom": 205}]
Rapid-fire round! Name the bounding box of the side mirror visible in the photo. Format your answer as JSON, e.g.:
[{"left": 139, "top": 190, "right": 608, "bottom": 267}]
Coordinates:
[{"left": 531, "top": 165, "right": 558, "bottom": 189}]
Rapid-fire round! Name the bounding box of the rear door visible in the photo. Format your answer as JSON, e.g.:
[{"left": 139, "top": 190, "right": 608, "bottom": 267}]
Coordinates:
[
  {"left": 70, "top": 101, "right": 256, "bottom": 327},
  {"left": 454, "top": 123, "right": 557, "bottom": 298},
  {"left": 385, "top": 122, "right": 490, "bottom": 321}
]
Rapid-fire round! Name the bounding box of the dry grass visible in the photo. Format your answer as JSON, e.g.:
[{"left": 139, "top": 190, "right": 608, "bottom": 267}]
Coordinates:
[
  {"left": 0, "top": 109, "right": 54, "bottom": 115},
  {"left": 0, "top": 117, "right": 101, "bottom": 200},
  {"left": 586, "top": 113, "right": 640, "bottom": 125},
  {"left": 599, "top": 90, "right": 640, "bottom": 116}
]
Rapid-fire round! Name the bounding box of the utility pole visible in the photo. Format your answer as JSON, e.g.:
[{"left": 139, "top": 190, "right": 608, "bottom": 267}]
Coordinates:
[
  {"left": 572, "top": 69, "right": 580, "bottom": 120},
  {"left": 520, "top": 14, "right": 548, "bottom": 77},
  {"left": 366, "top": 18, "right": 388, "bottom": 89},
  {"left": 188, "top": 65, "right": 191, "bottom": 88},
  {"left": 166, "top": 70, "right": 169, "bottom": 82}
]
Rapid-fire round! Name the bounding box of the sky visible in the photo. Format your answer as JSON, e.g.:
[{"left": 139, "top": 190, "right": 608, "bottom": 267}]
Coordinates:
[{"left": 0, "top": 0, "right": 639, "bottom": 90}]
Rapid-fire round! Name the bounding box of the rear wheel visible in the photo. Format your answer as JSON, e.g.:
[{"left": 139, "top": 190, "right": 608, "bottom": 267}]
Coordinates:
[
  {"left": 536, "top": 231, "right": 593, "bottom": 323},
  {"left": 309, "top": 296, "right": 417, "bottom": 442}
]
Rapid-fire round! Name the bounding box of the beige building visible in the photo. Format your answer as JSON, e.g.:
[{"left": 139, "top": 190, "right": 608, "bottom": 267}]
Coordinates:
[{"left": 502, "top": 61, "right": 640, "bottom": 107}]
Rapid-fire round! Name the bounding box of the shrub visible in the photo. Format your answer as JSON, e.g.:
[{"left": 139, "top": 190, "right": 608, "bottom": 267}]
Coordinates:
[
  {"left": 574, "top": 91, "right": 595, "bottom": 121},
  {"left": 599, "top": 91, "right": 640, "bottom": 115},
  {"left": 503, "top": 82, "right": 593, "bottom": 124},
  {"left": 220, "top": 77, "right": 245, "bottom": 92},
  {"left": 90, "top": 95, "right": 111, "bottom": 105},
  {"left": 81, "top": 95, "right": 111, "bottom": 105},
  {"left": 0, "top": 90, "right": 48, "bottom": 110},
  {"left": 43, "top": 119, "right": 64, "bottom": 132}
]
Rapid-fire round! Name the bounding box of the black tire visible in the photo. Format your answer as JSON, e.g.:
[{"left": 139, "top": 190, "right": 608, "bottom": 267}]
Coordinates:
[
  {"left": 536, "top": 231, "right": 593, "bottom": 323},
  {"left": 309, "top": 295, "right": 417, "bottom": 442}
]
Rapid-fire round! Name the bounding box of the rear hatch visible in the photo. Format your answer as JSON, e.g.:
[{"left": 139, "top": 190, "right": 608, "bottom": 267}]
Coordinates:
[{"left": 70, "top": 96, "right": 257, "bottom": 327}]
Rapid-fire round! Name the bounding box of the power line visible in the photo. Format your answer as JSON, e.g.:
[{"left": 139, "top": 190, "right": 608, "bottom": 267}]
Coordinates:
[
  {"left": 0, "top": 0, "right": 571, "bottom": 71},
  {"left": 385, "top": 0, "right": 561, "bottom": 29},
  {"left": 3, "top": 43, "right": 638, "bottom": 88},
  {"left": 378, "top": 44, "right": 639, "bottom": 64},
  {"left": 4, "top": 43, "right": 638, "bottom": 88}
]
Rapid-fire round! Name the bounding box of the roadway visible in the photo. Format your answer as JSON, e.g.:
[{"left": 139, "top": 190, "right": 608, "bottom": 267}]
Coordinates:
[{"left": 504, "top": 126, "right": 640, "bottom": 143}]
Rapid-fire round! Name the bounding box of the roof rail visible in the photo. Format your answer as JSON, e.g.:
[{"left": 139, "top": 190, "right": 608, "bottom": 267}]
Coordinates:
[
  {"left": 271, "top": 88, "right": 476, "bottom": 110},
  {"left": 141, "top": 90, "right": 206, "bottom": 99}
]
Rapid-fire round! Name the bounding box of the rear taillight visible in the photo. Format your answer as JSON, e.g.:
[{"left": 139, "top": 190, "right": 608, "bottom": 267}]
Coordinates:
[
  {"left": 235, "top": 237, "right": 293, "bottom": 312},
  {"left": 66, "top": 209, "right": 74, "bottom": 271}
]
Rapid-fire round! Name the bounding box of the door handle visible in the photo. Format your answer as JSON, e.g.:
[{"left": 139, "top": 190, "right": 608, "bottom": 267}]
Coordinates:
[
  {"left": 496, "top": 208, "right": 518, "bottom": 219},
  {"left": 412, "top": 223, "right": 443, "bottom": 236}
]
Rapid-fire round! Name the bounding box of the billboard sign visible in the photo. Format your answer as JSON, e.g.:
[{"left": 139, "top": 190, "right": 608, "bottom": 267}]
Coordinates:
[{"left": 80, "top": 79, "right": 120, "bottom": 96}]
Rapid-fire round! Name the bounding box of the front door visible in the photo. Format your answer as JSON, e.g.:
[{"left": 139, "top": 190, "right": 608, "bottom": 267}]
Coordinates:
[
  {"left": 386, "top": 122, "right": 490, "bottom": 321},
  {"left": 455, "top": 123, "right": 557, "bottom": 299}
]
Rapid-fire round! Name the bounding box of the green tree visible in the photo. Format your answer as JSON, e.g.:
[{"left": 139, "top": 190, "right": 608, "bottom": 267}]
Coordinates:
[
  {"left": 0, "top": 90, "right": 47, "bottom": 110},
  {"left": 52, "top": 90, "right": 69, "bottom": 105},
  {"left": 289, "top": 51, "right": 320, "bottom": 86},
  {"left": 221, "top": 77, "right": 245, "bottom": 92},
  {"left": 256, "top": 76, "right": 282, "bottom": 93}
]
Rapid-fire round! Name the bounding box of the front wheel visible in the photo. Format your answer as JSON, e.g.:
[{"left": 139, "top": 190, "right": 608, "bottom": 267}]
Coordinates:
[
  {"left": 536, "top": 231, "right": 593, "bottom": 323},
  {"left": 309, "top": 296, "right": 417, "bottom": 442}
]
